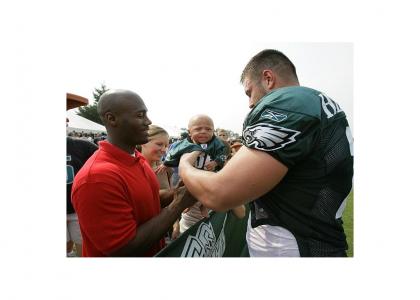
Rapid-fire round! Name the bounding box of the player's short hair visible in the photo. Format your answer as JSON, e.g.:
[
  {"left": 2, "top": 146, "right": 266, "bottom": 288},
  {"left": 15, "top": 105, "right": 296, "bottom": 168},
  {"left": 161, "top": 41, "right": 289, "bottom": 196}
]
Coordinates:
[{"left": 240, "top": 49, "right": 298, "bottom": 84}]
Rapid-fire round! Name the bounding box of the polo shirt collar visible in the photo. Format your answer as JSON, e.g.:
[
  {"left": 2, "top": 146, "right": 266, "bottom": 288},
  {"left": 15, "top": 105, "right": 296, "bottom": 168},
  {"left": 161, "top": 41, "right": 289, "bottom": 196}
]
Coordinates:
[{"left": 99, "top": 141, "right": 144, "bottom": 166}]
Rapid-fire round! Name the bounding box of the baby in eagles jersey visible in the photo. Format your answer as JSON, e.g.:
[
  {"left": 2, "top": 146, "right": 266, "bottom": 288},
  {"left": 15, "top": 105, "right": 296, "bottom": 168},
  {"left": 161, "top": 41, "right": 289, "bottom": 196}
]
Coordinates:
[
  {"left": 164, "top": 114, "right": 229, "bottom": 234},
  {"left": 164, "top": 115, "right": 228, "bottom": 170}
]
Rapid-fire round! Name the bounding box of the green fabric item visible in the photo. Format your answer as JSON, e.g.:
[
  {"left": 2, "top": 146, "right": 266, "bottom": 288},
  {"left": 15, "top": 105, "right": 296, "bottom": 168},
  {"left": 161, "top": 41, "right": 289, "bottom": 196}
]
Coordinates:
[
  {"left": 163, "top": 139, "right": 203, "bottom": 167},
  {"left": 243, "top": 86, "right": 322, "bottom": 168},
  {"left": 155, "top": 206, "right": 250, "bottom": 257},
  {"left": 164, "top": 137, "right": 228, "bottom": 168}
]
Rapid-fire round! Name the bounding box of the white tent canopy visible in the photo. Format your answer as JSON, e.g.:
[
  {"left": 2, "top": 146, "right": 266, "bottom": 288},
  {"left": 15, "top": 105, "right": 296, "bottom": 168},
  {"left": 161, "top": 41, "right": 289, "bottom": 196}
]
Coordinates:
[
  {"left": 157, "top": 124, "right": 183, "bottom": 138},
  {"left": 66, "top": 108, "right": 107, "bottom": 134}
]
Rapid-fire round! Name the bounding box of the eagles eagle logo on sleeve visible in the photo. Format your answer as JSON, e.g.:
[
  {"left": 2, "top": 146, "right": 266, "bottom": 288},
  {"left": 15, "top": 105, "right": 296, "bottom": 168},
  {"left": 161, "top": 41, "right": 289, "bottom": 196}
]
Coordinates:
[{"left": 243, "top": 123, "right": 301, "bottom": 151}]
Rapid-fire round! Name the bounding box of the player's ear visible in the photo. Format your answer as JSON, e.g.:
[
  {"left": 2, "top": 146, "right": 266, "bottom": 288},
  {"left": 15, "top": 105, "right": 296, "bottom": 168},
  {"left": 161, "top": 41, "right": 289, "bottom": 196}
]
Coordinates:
[
  {"left": 104, "top": 112, "right": 117, "bottom": 127},
  {"left": 262, "top": 69, "right": 275, "bottom": 89}
]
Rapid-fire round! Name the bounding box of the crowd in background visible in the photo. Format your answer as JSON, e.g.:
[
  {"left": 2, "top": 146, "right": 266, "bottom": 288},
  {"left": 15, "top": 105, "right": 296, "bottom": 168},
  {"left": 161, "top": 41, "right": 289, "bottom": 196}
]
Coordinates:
[
  {"left": 67, "top": 131, "right": 108, "bottom": 145},
  {"left": 67, "top": 129, "right": 242, "bottom": 152}
]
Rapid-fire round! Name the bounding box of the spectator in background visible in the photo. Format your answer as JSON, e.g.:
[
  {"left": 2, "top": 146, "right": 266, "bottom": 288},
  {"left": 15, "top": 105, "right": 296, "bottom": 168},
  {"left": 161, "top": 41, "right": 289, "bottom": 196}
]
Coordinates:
[
  {"left": 66, "top": 107, "right": 98, "bottom": 257},
  {"left": 93, "top": 132, "right": 107, "bottom": 145},
  {"left": 139, "top": 125, "right": 179, "bottom": 242},
  {"left": 229, "top": 138, "right": 243, "bottom": 157},
  {"left": 216, "top": 128, "right": 229, "bottom": 142},
  {"left": 166, "top": 131, "right": 189, "bottom": 187},
  {"left": 139, "top": 125, "right": 172, "bottom": 189},
  {"left": 216, "top": 128, "right": 232, "bottom": 162},
  {"left": 66, "top": 135, "right": 97, "bottom": 256}
]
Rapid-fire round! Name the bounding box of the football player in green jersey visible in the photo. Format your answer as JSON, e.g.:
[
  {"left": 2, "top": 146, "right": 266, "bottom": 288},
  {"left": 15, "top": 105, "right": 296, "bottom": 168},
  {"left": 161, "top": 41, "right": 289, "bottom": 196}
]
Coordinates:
[{"left": 179, "top": 49, "right": 353, "bottom": 257}]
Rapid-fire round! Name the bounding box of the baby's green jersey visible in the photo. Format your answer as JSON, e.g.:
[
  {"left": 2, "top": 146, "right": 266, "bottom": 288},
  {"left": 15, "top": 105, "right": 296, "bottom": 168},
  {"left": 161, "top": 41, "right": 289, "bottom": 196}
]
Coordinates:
[{"left": 164, "top": 136, "right": 228, "bottom": 169}]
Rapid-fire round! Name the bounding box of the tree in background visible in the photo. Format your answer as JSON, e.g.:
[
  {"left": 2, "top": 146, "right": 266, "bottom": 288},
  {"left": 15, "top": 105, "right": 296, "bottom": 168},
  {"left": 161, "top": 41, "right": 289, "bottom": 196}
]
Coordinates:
[{"left": 77, "top": 84, "right": 109, "bottom": 125}]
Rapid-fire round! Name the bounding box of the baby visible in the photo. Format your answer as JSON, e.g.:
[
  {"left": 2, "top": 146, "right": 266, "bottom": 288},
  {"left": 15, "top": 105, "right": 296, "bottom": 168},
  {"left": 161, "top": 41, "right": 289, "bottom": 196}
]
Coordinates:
[
  {"left": 164, "top": 114, "right": 227, "bottom": 170},
  {"left": 164, "top": 114, "right": 229, "bottom": 233}
]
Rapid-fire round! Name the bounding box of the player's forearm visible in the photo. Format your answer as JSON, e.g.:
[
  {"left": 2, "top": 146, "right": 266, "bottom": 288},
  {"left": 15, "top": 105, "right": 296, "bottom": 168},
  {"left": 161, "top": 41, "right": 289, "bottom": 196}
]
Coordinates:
[{"left": 180, "top": 163, "right": 228, "bottom": 211}]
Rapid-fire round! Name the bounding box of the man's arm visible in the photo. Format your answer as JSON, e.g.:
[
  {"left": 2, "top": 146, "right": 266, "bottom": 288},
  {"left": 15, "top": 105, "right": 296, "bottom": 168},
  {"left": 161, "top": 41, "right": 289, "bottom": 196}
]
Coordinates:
[
  {"left": 179, "top": 147, "right": 288, "bottom": 211},
  {"left": 159, "top": 177, "right": 186, "bottom": 207},
  {"left": 110, "top": 186, "right": 196, "bottom": 256},
  {"left": 159, "top": 188, "right": 175, "bottom": 207}
]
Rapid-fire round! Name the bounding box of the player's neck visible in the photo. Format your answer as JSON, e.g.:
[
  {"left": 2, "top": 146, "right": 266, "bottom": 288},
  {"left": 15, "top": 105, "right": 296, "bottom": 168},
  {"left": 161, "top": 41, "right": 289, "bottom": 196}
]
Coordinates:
[{"left": 107, "top": 137, "right": 136, "bottom": 155}]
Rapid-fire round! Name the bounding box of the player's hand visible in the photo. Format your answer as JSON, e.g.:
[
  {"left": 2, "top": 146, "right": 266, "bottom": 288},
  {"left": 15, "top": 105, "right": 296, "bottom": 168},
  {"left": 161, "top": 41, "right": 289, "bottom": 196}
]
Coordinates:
[{"left": 180, "top": 151, "right": 201, "bottom": 166}]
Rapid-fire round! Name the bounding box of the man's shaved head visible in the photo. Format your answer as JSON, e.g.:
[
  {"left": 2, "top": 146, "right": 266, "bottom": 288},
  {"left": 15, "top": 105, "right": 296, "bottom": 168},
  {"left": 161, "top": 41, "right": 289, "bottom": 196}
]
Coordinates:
[
  {"left": 97, "top": 89, "right": 145, "bottom": 122},
  {"left": 96, "top": 89, "right": 151, "bottom": 151}
]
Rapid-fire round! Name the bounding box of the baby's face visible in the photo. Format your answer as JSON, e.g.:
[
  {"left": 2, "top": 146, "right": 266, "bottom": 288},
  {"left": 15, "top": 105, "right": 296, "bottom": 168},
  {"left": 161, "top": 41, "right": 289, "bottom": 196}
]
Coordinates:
[{"left": 189, "top": 118, "right": 214, "bottom": 144}]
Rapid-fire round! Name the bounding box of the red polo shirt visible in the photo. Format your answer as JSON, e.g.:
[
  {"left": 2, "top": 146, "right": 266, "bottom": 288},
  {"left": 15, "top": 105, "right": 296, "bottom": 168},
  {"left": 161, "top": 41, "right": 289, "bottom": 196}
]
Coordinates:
[{"left": 71, "top": 141, "right": 164, "bottom": 257}]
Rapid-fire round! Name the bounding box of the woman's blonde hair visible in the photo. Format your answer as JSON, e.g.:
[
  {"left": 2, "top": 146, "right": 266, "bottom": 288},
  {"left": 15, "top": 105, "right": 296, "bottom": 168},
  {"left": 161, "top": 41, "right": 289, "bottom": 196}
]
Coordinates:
[{"left": 148, "top": 125, "right": 169, "bottom": 139}]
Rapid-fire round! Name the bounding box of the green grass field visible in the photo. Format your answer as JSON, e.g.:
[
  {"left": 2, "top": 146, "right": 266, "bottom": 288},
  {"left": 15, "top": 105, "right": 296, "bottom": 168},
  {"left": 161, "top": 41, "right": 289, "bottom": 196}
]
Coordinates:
[{"left": 342, "top": 190, "right": 353, "bottom": 257}]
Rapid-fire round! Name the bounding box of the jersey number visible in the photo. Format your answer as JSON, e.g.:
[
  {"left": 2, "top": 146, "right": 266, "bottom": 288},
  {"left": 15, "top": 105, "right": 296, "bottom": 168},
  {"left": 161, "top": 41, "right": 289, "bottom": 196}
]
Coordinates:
[
  {"left": 195, "top": 153, "right": 210, "bottom": 170},
  {"left": 320, "top": 93, "right": 342, "bottom": 119}
]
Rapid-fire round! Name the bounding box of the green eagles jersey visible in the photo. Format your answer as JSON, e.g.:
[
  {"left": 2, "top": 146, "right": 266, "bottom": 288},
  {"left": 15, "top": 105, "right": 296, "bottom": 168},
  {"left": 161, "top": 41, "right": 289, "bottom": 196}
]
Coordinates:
[{"left": 243, "top": 86, "right": 353, "bottom": 256}]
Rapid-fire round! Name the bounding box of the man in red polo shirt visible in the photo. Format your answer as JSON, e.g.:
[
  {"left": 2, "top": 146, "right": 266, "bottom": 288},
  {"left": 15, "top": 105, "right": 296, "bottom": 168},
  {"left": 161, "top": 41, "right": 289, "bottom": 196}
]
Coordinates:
[{"left": 71, "top": 89, "right": 196, "bottom": 257}]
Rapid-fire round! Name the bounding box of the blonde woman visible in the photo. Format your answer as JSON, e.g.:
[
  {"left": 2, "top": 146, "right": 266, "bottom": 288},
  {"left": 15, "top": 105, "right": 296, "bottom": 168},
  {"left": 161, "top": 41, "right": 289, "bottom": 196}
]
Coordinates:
[
  {"left": 140, "top": 125, "right": 172, "bottom": 188},
  {"left": 139, "top": 125, "right": 179, "bottom": 240}
]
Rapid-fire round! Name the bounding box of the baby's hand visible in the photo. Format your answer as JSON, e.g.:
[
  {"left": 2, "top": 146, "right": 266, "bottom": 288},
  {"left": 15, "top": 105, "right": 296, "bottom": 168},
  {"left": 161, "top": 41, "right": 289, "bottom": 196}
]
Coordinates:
[
  {"left": 183, "top": 203, "right": 209, "bottom": 218},
  {"left": 204, "top": 161, "right": 218, "bottom": 171}
]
